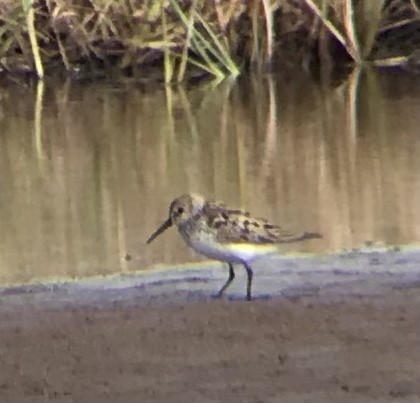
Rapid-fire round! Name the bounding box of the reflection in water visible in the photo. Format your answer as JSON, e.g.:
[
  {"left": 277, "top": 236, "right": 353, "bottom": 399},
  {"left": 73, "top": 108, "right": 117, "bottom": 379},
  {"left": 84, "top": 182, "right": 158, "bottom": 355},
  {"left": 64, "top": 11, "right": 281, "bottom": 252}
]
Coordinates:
[{"left": 0, "top": 71, "right": 420, "bottom": 284}]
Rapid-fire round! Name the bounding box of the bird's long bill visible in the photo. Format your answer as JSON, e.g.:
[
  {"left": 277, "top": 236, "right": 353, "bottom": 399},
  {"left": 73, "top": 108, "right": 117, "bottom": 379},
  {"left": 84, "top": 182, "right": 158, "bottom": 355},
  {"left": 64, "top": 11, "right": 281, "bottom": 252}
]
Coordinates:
[{"left": 146, "top": 217, "right": 172, "bottom": 244}]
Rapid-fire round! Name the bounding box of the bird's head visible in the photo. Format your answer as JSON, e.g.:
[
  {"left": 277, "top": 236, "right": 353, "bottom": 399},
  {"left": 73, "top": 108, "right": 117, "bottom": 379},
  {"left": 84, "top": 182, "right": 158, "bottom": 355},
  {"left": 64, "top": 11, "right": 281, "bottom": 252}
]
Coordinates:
[{"left": 146, "top": 193, "right": 205, "bottom": 244}]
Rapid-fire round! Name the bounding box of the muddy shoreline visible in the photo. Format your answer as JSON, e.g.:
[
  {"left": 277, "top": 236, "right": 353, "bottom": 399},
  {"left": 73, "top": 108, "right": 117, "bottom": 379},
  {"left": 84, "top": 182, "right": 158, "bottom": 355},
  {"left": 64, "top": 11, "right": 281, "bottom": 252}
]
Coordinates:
[{"left": 1, "top": 249, "right": 419, "bottom": 402}]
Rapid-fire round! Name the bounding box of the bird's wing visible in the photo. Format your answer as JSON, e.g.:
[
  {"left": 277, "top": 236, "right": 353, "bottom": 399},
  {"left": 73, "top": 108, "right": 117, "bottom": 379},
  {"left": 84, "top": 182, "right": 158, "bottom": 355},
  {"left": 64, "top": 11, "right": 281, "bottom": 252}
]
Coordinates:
[{"left": 202, "top": 201, "right": 317, "bottom": 244}]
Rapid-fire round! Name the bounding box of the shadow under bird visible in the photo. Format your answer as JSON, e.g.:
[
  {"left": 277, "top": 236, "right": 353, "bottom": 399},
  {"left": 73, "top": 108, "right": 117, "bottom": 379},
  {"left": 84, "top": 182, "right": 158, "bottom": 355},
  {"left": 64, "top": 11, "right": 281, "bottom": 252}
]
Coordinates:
[{"left": 146, "top": 193, "right": 322, "bottom": 301}]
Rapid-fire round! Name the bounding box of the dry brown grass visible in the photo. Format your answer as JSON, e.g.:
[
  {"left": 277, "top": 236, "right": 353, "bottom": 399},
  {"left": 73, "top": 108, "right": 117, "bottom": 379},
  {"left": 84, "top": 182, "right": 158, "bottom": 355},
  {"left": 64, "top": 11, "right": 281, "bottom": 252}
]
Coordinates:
[{"left": 0, "top": 0, "right": 419, "bottom": 79}]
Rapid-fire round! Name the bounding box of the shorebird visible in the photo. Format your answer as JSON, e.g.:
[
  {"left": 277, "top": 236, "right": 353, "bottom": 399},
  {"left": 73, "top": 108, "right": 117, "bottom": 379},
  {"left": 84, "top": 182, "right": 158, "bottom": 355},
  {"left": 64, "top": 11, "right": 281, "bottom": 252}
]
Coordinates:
[{"left": 146, "top": 193, "right": 321, "bottom": 301}]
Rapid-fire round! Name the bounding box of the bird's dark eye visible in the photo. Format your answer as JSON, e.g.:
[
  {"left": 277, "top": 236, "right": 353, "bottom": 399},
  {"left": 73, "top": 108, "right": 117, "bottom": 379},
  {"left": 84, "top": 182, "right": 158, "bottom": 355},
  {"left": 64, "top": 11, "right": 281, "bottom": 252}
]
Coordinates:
[{"left": 177, "top": 207, "right": 184, "bottom": 214}]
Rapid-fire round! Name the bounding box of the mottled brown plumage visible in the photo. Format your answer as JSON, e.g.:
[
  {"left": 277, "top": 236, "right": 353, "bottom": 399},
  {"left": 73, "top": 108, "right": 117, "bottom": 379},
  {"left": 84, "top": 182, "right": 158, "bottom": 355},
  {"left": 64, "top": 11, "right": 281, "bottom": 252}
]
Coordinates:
[{"left": 201, "top": 200, "right": 320, "bottom": 244}]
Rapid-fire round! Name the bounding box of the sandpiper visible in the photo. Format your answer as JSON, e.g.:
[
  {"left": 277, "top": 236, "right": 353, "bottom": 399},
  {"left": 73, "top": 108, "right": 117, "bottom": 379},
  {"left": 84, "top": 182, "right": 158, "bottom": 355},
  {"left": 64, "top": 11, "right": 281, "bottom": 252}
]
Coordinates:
[{"left": 146, "top": 193, "right": 321, "bottom": 301}]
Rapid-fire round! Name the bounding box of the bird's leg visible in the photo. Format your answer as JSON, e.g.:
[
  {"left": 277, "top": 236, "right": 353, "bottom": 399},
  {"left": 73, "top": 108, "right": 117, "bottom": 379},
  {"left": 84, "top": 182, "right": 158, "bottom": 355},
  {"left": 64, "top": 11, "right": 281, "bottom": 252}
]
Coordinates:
[
  {"left": 243, "top": 262, "right": 253, "bottom": 301},
  {"left": 215, "top": 263, "right": 235, "bottom": 298}
]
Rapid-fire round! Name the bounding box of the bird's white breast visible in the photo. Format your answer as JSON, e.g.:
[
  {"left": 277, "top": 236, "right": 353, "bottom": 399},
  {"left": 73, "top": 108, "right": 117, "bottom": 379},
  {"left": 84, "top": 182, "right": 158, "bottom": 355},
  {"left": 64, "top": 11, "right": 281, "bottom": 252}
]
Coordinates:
[{"left": 181, "top": 228, "right": 278, "bottom": 263}]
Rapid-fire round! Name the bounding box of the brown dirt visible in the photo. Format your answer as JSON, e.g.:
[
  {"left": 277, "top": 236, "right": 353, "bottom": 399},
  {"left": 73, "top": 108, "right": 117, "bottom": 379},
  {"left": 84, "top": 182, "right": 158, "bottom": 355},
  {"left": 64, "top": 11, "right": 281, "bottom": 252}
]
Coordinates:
[{"left": 0, "top": 286, "right": 419, "bottom": 402}]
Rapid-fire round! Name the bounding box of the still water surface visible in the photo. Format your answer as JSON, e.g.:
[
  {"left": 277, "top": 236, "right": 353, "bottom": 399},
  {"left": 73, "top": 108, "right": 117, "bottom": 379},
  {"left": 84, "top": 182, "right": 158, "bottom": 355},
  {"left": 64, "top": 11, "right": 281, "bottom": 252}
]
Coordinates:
[{"left": 1, "top": 71, "right": 419, "bottom": 284}]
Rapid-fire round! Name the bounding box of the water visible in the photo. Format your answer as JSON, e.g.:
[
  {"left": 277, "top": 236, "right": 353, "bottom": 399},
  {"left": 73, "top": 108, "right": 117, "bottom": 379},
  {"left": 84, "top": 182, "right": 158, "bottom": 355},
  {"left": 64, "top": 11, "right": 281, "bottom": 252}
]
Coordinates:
[{"left": 1, "top": 70, "right": 420, "bottom": 284}]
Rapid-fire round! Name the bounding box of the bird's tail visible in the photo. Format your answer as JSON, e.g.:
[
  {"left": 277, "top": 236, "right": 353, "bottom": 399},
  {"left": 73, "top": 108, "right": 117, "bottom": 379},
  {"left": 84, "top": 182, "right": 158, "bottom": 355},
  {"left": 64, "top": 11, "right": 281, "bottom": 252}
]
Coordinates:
[
  {"left": 299, "top": 232, "right": 322, "bottom": 241},
  {"left": 278, "top": 231, "right": 322, "bottom": 243}
]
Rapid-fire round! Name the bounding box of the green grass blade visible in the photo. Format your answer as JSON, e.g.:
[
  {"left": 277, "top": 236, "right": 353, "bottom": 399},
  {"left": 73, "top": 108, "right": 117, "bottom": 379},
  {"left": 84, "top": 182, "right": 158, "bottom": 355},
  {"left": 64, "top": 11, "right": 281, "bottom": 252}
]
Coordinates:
[
  {"left": 169, "top": 50, "right": 223, "bottom": 78},
  {"left": 169, "top": 0, "right": 237, "bottom": 79},
  {"left": 177, "top": 0, "right": 195, "bottom": 82},
  {"left": 194, "top": 13, "right": 239, "bottom": 75},
  {"left": 356, "top": 0, "right": 386, "bottom": 59},
  {"left": 22, "top": 0, "right": 44, "bottom": 78},
  {"left": 162, "top": 6, "right": 174, "bottom": 84},
  {"left": 303, "top": 0, "right": 358, "bottom": 61}
]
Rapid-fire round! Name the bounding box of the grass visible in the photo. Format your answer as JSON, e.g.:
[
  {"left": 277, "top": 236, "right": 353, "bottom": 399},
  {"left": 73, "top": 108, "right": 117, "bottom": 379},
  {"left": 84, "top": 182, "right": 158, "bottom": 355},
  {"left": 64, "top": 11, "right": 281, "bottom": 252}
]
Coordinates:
[
  {"left": 22, "top": 0, "right": 43, "bottom": 78},
  {"left": 303, "top": 0, "right": 387, "bottom": 63},
  {"left": 0, "top": 0, "right": 418, "bottom": 80}
]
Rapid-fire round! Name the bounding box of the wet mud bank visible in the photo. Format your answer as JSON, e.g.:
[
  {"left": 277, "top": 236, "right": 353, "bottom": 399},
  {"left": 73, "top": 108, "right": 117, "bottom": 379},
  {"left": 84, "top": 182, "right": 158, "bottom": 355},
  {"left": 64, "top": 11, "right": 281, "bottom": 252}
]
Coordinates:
[{"left": 0, "top": 248, "right": 419, "bottom": 402}]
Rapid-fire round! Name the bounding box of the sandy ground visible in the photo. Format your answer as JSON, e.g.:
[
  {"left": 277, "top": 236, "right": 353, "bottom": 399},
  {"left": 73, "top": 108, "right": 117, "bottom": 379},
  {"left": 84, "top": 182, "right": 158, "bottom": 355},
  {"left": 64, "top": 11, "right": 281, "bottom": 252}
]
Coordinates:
[{"left": 0, "top": 248, "right": 420, "bottom": 403}]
